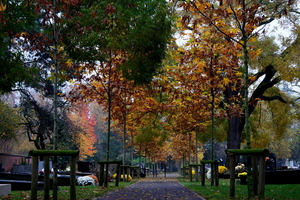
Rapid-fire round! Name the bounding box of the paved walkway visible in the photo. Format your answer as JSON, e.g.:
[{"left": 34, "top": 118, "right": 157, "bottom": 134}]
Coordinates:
[{"left": 95, "top": 173, "right": 206, "bottom": 200}]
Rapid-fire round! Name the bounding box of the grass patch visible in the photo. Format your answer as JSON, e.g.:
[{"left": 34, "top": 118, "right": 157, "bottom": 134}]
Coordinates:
[
  {"left": 2, "top": 181, "right": 136, "bottom": 200},
  {"left": 179, "top": 178, "right": 300, "bottom": 200}
]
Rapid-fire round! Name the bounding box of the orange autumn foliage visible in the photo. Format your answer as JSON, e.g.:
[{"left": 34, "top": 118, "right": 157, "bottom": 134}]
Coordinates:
[{"left": 68, "top": 102, "right": 97, "bottom": 160}]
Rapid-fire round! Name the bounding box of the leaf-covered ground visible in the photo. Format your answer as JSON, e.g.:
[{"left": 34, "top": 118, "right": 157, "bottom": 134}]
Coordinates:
[{"left": 95, "top": 175, "right": 205, "bottom": 200}]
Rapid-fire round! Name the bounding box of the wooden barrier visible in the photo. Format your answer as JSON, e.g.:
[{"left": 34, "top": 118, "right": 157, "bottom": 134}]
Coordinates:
[
  {"left": 29, "top": 150, "right": 79, "bottom": 200},
  {"left": 181, "top": 165, "right": 189, "bottom": 180},
  {"left": 98, "top": 161, "right": 121, "bottom": 187},
  {"left": 200, "top": 160, "right": 219, "bottom": 186},
  {"left": 121, "top": 165, "right": 131, "bottom": 182},
  {"left": 188, "top": 164, "right": 201, "bottom": 182},
  {"left": 226, "top": 149, "right": 269, "bottom": 199},
  {"left": 130, "top": 166, "right": 140, "bottom": 179}
]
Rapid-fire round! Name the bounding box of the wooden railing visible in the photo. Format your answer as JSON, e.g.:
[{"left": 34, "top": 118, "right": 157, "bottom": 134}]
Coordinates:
[
  {"left": 200, "top": 160, "right": 219, "bottom": 186},
  {"left": 29, "top": 150, "right": 79, "bottom": 200},
  {"left": 226, "top": 148, "right": 269, "bottom": 199}
]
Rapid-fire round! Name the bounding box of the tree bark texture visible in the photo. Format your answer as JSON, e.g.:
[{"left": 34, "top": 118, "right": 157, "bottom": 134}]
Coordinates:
[{"left": 225, "top": 64, "right": 286, "bottom": 167}]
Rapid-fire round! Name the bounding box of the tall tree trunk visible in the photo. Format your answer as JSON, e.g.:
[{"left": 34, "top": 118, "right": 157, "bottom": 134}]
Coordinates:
[
  {"left": 123, "top": 116, "right": 126, "bottom": 165},
  {"left": 53, "top": 0, "right": 59, "bottom": 198},
  {"left": 225, "top": 65, "right": 284, "bottom": 169},
  {"left": 226, "top": 115, "right": 242, "bottom": 167}
]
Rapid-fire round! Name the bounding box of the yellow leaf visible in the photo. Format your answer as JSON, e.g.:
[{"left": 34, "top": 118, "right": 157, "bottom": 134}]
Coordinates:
[
  {"left": 235, "top": 72, "right": 243, "bottom": 77},
  {"left": 226, "top": 7, "right": 233, "bottom": 14},
  {"left": 66, "top": 59, "right": 73, "bottom": 67},
  {"left": 21, "top": 32, "right": 28, "bottom": 37},
  {"left": 223, "top": 78, "right": 230, "bottom": 85},
  {"left": 185, "top": 96, "right": 192, "bottom": 101},
  {"left": 58, "top": 46, "right": 64, "bottom": 51},
  {"left": 0, "top": 1, "right": 6, "bottom": 11}
]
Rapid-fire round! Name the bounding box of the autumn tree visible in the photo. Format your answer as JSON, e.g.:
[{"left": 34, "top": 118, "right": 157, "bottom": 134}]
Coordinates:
[
  {"left": 172, "top": 20, "right": 241, "bottom": 160},
  {"left": 67, "top": 102, "right": 97, "bottom": 160},
  {"left": 19, "top": 90, "right": 55, "bottom": 150},
  {"left": 0, "top": 0, "right": 39, "bottom": 93},
  {"left": 127, "top": 32, "right": 232, "bottom": 164},
  {"left": 123, "top": 45, "right": 215, "bottom": 164},
  {"left": 122, "top": 70, "right": 198, "bottom": 164},
  {"left": 0, "top": 99, "right": 22, "bottom": 147},
  {"left": 288, "top": 121, "right": 300, "bottom": 162},
  {"left": 249, "top": 89, "right": 300, "bottom": 160},
  {"left": 89, "top": 103, "right": 108, "bottom": 161},
  {"left": 0, "top": 88, "right": 35, "bottom": 156},
  {"left": 116, "top": 64, "right": 206, "bottom": 165},
  {"left": 174, "top": 1, "right": 300, "bottom": 197},
  {"left": 110, "top": 81, "right": 145, "bottom": 164},
  {"left": 0, "top": 94, "right": 34, "bottom": 156},
  {"left": 175, "top": 0, "right": 299, "bottom": 154},
  {"left": 64, "top": 0, "right": 172, "bottom": 163},
  {"left": 0, "top": 0, "right": 77, "bottom": 150},
  {"left": 62, "top": 0, "right": 171, "bottom": 83}
]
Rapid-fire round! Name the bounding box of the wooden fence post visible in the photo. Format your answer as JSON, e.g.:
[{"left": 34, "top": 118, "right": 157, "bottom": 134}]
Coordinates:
[
  {"left": 116, "top": 162, "right": 121, "bottom": 187},
  {"left": 29, "top": 150, "right": 79, "bottom": 200},
  {"left": 200, "top": 160, "right": 219, "bottom": 186},
  {"left": 98, "top": 161, "right": 122, "bottom": 187},
  {"left": 201, "top": 164, "right": 205, "bottom": 186},
  {"left": 213, "top": 161, "right": 219, "bottom": 186},
  {"left": 229, "top": 155, "right": 235, "bottom": 198},
  {"left": 30, "top": 155, "right": 38, "bottom": 200},
  {"left": 99, "top": 163, "right": 104, "bottom": 186},
  {"left": 252, "top": 155, "right": 258, "bottom": 196},
  {"left": 259, "top": 155, "right": 266, "bottom": 199},
  {"left": 44, "top": 156, "right": 50, "bottom": 200},
  {"left": 70, "top": 155, "right": 77, "bottom": 200},
  {"left": 226, "top": 149, "right": 269, "bottom": 199},
  {"left": 189, "top": 165, "right": 193, "bottom": 182}
]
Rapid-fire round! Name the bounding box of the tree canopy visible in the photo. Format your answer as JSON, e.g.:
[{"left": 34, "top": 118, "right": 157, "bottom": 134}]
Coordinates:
[
  {"left": 2, "top": 0, "right": 300, "bottom": 172},
  {"left": 62, "top": 0, "right": 172, "bottom": 84},
  {"left": 173, "top": 0, "right": 299, "bottom": 154},
  {"left": 0, "top": 0, "right": 39, "bottom": 93},
  {"left": 0, "top": 99, "right": 22, "bottom": 147}
]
